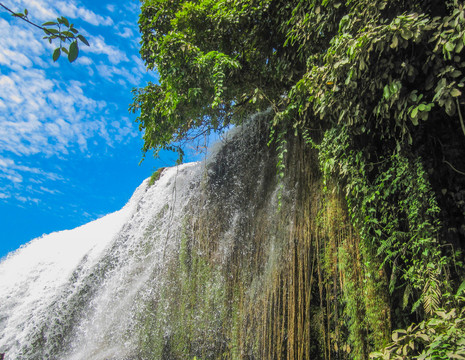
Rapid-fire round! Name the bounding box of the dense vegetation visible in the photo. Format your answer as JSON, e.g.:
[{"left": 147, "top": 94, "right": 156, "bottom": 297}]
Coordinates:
[{"left": 132, "top": 0, "right": 465, "bottom": 358}]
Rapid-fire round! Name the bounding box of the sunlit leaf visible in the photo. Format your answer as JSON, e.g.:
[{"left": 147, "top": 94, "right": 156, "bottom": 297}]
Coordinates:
[
  {"left": 450, "top": 88, "right": 462, "bottom": 97},
  {"left": 445, "top": 42, "right": 455, "bottom": 52}
]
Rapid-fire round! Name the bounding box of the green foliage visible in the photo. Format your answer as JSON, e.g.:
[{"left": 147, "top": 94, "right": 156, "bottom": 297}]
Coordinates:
[
  {"left": 0, "top": 3, "right": 89, "bottom": 62},
  {"left": 370, "top": 286, "right": 465, "bottom": 359},
  {"left": 148, "top": 167, "right": 166, "bottom": 186},
  {"left": 318, "top": 125, "right": 451, "bottom": 318},
  {"left": 132, "top": 0, "right": 299, "bottom": 159},
  {"left": 370, "top": 304, "right": 465, "bottom": 360},
  {"left": 41, "top": 16, "right": 89, "bottom": 62}
]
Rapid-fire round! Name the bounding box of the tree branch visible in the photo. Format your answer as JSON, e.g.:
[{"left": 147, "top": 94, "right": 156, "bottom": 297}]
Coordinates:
[
  {"left": 456, "top": 98, "right": 465, "bottom": 139},
  {"left": 443, "top": 159, "right": 465, "bottom": 176},
  {"left": 0, "top": 2, "right": 45, "bottom": 31}
]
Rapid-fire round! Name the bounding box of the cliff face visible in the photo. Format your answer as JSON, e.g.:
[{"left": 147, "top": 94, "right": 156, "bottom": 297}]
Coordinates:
[
  {"left": 139, "top": 116, "right": 391, "bottom": 360},
  {"left": 0, "top": 116, "right": 409, "bottom": 359}
]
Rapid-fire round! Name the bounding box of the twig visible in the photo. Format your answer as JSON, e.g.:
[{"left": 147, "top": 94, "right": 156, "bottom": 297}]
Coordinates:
[
  {"left": 0, "top": 3, "right": 45, "bottom": 31},
  {"left": 436, "top": 138, "right": 465, "bottom": 176},
  {"left": 443, "top": 159, "right": 465, "bottom": 176},
  {"left": 456, "top": 98, "right": 465, "bottom": 138}
]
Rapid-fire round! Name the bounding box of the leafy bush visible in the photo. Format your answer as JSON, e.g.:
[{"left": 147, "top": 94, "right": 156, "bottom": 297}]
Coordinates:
[{"left": 371, "top": 287, "right": 465, "bottom": 360}]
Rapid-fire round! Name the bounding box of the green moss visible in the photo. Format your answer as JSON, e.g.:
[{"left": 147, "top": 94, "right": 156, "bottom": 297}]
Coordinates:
[{"left": 148, "top": 167, "right": 166, "bottom": 187}]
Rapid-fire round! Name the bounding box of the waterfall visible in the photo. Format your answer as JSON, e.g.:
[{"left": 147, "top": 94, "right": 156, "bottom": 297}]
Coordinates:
[
  {"left": 1, "top": 115, "right": 324, "bottom": 359},
  {"left": 0, "top": 162, "right": 203, "bottom": 359}
]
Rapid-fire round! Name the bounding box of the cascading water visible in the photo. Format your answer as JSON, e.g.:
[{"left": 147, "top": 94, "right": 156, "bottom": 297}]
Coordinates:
[
  {"left": 1, "top": 114, "right": 329, "bottom": 359},
  {"left": 0, "top": 162, "right": 203, "bottom": 359}
]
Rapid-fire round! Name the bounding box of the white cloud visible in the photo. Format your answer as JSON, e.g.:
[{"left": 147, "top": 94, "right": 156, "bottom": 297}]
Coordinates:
[
  {"left": 0, "top": 158, "right": 63, "bottom": 181},
  {"left": 76, "top": 56, "right": 93, "bottom": 66},
  {"left": 85, "top": 35, "right": 129, "bottom": 64},
  {"left": 6, "top": 0, "right": 113, "bottom": 26},
  {"left": 96, "top": 59, "right": 148, "bottom": 87},
  {"left": 117, "top": 27, "right": 134, "bottom": 39},
  {"left": 0, "top": 66, "right": 113, "bottom": 156},
  {"left": 17, "top": 196, "right": 40, "bottom": 204},
  {"left": 55, "top": 1, "right": 114, "bottom": 26},
  {"left": 0, "top": 156, "right": 65, "bottom": 204},
  {"left": 39, "top": 186, "right": 62, "bottom": 195},
  {"left": 22, "top": 0, "right": 57, "bottom": 21}
]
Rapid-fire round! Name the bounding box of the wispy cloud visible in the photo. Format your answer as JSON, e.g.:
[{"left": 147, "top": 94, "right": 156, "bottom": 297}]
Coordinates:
[
  {"left": 0, "top": 156, "right": 65, "bottom": 204},
  {"left": 0, "top": 1, "right": 142, "bottom": 160},
  {"left": 85, "top": 35, "right": 129, "bottom": 64},
  {"left": 116, "top": 27, "right": 134, "bottom": 39},
  {"left": 55, "top": 1, "right": 114, "bottom": 26},
  {"left": 5, "top": 0, "right": 113, "bottom": 26},
  {"left": 0, "top": 68, "right": 115, "bottom": 156},
  {"left": 0, "top": 158, "right": 64, "bottom": 182}
]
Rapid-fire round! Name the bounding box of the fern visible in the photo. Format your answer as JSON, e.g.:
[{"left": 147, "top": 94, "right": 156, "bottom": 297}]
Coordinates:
[
  {"left": 456, "top": 280, "right": 465, "bottom": 297},
  {"left": 423, "top": 267, "right": 441, "bottom": 315}
]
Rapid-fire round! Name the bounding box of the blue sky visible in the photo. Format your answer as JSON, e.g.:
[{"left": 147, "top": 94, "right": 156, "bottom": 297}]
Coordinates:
[{"left": 0, "top": 0, "right": 206, "bottom": 258}]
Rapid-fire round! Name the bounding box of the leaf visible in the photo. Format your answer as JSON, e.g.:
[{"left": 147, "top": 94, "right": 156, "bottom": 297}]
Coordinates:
[
  {"left": 445, "top": 42, "right": 455, "bottom": 52},
  {"left": 403, "top": 284, "right": 412, "bottom": 309},
  {"left": 416, "top": 334, "right": 430, "bottom": 342},
  {"left": 59, "top": 16, "right": 70, "bottom": 27},
  {"left": 62, "top": 31, "right": 75, "bottom": 38},
  {"left": 77, "top": 35, "right": 90, "bottom": 46},
  {"left": 52, "top": 47, "right": 61, "bottom": 62},
  {"left": 44, "top": 28, "right": 59, "bottom": 35},
  {"left": 400, "top": 28, "right": 413, "bottom": 40},
  {"left": 383, "top": 85, "right": 390, "bottom": 99},
  {"left": 456, "top": 41, "right": 464, "bottom": 53},
  {"left": 445, "top": 98, "right": 456, "bottom": 116},
  {"left": 369, "top": 351, "right": 385, "bottom": 358},
  {"left": 42, "top": 21, "right": 57, "bottom": 26},
  {"left": 447, "top": 354, "right": 465, "bottom": 359},
  {"left": 68, "top": 41, "right": 79, "bottom": 62},
  {"left": 391, "top": 35, "right": 399, "bottom": 49},
  {"left": 390, "top": 81, "right": 401, "bottom": 94},
  {"left": 456, "top": 280, "right": 465, "bottom": 296},
  {"left": 450, "top": 88, "right": 462, "bottom": 97}
]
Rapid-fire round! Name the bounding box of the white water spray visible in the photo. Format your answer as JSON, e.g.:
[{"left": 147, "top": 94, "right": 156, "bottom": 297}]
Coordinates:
[{"left": 0, "top": 162, "right": 201, "bottom": 359}]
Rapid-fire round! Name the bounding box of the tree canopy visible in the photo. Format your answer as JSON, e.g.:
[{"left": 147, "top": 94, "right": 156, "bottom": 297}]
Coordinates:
[{"left": 133, "top": 0, "right": 464, "bottom": 156}]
